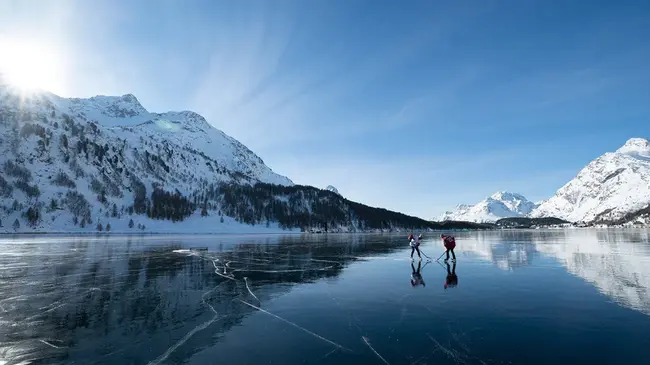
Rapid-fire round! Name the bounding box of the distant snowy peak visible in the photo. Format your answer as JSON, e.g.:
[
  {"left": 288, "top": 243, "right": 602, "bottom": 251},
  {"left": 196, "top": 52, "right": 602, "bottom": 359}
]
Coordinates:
[
  {"left": 531, "top": 137, "right": 650, "bottom": 223},
  {"left": 490, "top": 191, "right": 526, "bottom": 202},
  {"left": 616, "top": 137, "right": 650, "bottom": 157},
  {"left": 439, "top": 191, "right": 537, "bottom": 223},
  {"left": 489, "top": 191, "right": 537, "bottom": 215},
  {"left": 325, "top": 185, "right": 341, "bottom": 195},
  {"left": 438, "top": 204, "right": 471, "bottom": 221}
]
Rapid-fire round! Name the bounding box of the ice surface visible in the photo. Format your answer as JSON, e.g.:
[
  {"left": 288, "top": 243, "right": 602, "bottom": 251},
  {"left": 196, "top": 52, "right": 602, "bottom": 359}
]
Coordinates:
[{"left": 0, "top": 231, "right": 649, "bottom": 365}]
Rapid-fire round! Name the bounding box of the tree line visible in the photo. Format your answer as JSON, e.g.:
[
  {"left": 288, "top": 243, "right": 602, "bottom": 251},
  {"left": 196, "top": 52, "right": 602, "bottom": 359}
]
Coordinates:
[{"left": 213, "top": 182, "right": 473, "bottom": 231}]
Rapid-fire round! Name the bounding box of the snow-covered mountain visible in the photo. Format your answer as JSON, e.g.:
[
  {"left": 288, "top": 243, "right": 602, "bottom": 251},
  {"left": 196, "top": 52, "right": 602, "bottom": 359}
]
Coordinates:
[
  {"left": 531, "top": 138, "right": 650, "bottom": 223},
  {"left": 0, "top": 81, "right": 299, "bottom": 233},
  {"left": 438, "top": 191, "right": 538, "bottom": 223}
]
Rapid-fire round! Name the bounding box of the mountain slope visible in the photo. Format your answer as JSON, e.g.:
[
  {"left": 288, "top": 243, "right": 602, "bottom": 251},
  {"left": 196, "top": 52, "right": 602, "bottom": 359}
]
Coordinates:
[
  {"left": 531, "top": 138, "right": 650, "bottom": 223},
  {"left": 0, "top": 81, "right": 298, "bottom": 233},
  {"left": 438, "top": 191, "right": 538, "bottom": 223},
  {"left": 0, "top": 82, "right": 484, "bottom": 233}
]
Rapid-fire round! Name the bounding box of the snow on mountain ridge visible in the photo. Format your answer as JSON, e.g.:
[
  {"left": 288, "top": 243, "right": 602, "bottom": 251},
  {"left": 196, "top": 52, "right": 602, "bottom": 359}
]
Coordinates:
[
  {"left": 44, "top": 88, "right": 292, "bottom": 187},
  {"left": 438, "top": 191, "right": 537, "bottom": 223},
  {"left": 437, "top": 204, "right": 471, "bottom": 221},
  {"left": 490, "top": 191, "right": 537, "bottom": 215},
  {"left": 616, "top": 137, "right": 650, "bottom": 158},
  {"left": 531, "top": 138, "right": 650, "bottom": 223},
  {"left": 74, "top": 93, "right": 148, "bottom": 118},
  {"left": 325, "top": 185, "right": 340, "bottom": 195}
]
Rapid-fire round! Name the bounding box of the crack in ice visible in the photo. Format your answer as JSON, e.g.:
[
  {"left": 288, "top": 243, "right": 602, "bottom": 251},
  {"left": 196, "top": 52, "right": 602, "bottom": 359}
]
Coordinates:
[
  {"left": 362, "top": 336, "right": 390, "bottom": 365},
  {"left": 239, "top": 299, "right": 352, "bottom": 352}
]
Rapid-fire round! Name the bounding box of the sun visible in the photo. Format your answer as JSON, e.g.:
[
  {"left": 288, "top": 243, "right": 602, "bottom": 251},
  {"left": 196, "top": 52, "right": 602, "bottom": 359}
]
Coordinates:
[{"left": 0, "top": 36, "right": 65, "bottom": 94}]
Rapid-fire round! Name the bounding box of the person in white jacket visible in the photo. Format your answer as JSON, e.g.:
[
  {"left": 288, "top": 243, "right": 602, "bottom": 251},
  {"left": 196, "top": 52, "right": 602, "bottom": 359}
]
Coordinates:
[{"left": 408, "top": 233, "right": 422, "bottom": 259}]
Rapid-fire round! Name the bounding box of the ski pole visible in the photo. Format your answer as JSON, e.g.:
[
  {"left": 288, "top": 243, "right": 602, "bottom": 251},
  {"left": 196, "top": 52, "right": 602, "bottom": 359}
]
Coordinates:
[
  {"left": 436, "top": 251, "right": 446, "bottom": 261},
  {"left": 420, "top": 249, "right": 432, "bottom": 260}
]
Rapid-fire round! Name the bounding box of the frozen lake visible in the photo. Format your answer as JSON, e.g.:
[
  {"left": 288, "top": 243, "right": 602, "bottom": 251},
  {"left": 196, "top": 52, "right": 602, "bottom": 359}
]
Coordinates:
[{"left": 1, "top": 229, "right": 649, "bottom": 364}]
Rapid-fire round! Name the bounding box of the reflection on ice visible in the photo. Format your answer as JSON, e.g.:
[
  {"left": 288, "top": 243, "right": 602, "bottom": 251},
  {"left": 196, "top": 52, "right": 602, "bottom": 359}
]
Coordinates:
[
  {"left": 0, "top": 234, "right": 402, "bottom": 365},
  {"left": 535, "top": 229, "right": 650, "bottom": 316},
  {"left": 459, "top": 229, "right": 650, "bottom": 316},
  {"left": 454, "top": 230, "right": 548, "bottom": 270}
]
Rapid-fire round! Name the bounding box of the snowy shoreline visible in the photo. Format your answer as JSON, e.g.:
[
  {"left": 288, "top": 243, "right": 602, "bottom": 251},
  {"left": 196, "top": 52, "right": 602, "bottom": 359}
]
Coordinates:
[{"left": 4, "top": 226, "right": 647, "bottom": 237}]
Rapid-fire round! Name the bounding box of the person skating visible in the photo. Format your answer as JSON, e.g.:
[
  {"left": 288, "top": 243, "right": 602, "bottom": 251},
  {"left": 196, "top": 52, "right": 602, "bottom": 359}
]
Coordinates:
[
  {"left": 408, "top": 233, "right": 422, "bottom": 260},
  {"left": 440, "top": 234, "right": 456, "bottom": 262}
]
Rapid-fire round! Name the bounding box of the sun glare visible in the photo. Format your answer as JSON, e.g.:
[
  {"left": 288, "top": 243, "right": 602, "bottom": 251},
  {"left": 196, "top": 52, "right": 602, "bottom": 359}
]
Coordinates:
[{"left": 0, "top": 37, "right": 65, "bottom": 94}]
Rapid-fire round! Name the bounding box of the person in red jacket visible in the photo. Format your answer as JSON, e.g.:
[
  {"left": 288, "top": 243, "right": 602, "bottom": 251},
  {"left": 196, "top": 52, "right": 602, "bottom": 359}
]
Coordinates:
[{"left": 440, "top": 234, "right": 456, "bottom": 262}]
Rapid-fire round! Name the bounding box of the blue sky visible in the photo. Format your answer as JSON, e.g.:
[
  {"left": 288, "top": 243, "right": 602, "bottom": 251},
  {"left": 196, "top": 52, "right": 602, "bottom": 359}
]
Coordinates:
[{"left": 1, "top": 0, "right": 650, "bottom": 219}]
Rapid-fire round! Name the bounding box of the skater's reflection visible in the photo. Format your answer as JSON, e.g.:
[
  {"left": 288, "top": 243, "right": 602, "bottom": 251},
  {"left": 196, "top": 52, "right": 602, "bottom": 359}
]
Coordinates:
[
  {"left": 444, "top": 261, "right": 458, "bottom": 289},
  {"left": 411, "top": 261, "right": 426, "bottom": 287}
]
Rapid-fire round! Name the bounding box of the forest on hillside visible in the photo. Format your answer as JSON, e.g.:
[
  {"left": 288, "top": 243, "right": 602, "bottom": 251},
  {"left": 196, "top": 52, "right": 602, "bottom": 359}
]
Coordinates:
[{"left": 211, "top": 182, "right": 492, "bottom": 232}]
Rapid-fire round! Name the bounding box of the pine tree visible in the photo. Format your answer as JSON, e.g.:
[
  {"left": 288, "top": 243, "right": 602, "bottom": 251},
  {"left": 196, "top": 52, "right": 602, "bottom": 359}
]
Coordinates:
[
  {"left": 98, "top": 190, "right": 107, "bottom": 204},
  {"left": 220, "top": 216, "right": 224, "bottom": 223},
  {"left": 73, "top": 216, "right": 78, "bottom": 225},
  {"left": 13, "top": 219, "right": 20, "bottom": 231},
  {"left": 201, "top": 198, "right": 208, "bottom": 217},
  {"left": 80, "top": 218, "right": 86, "bottom": 228},
  {"left": 128, "top": 219, "right": 134, "bottom": 228},
  {"left": 25, "top": 207, "right": 40, "bottom": 226},
  {"left": 112, "top": 203, "right": 118, "bottom": 218},
  {"left": 106, "top": 223, "right": 111, "bottom": 231},
  {"left": 97, "top": 222, "right": 103, "bottom": 231}
]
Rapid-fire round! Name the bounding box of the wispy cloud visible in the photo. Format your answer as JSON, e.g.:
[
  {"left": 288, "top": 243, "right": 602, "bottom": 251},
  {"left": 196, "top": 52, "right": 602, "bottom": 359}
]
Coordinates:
[
  {"left": 187, "top": 1, "right": 492, "bottom": 152},
  {"left": 507, "top": 68, "right": 619, "bottom": 110}
]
